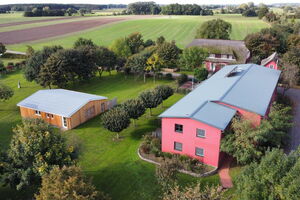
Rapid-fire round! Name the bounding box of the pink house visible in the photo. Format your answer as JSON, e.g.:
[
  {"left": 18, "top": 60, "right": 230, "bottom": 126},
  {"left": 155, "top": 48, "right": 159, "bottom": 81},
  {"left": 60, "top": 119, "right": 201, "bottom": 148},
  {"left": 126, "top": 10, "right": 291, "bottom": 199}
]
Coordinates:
[
  {"left": 186, "top": 39, "right": 250, "bottom": 73},
  {"left": 159, "top": 64, "right": 281, "bottom": 168},
  {"left": 261, "top": 52, "right": 279, "bottom": 70}
]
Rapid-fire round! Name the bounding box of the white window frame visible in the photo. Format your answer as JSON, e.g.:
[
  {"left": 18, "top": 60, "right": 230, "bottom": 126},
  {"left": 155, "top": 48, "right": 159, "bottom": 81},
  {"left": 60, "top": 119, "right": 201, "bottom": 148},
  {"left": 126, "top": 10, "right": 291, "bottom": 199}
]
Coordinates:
[
  {"left": 196, "top": 128, "right": 206, "bottom": 138},
  {"left": 62, "top": 117, "right": 68, "bottom": 128},
  {"left": 174, "top": 142, "right": 182, "bottom": 151},
  {"left": 35, "top": 110, "right": 41, "bottom": 116},
  {"left": 195, "top": 147, "right": 204, "bottom": 157},
  {"left": 175, "top": 124, "right": 183, "bottom": 133}
]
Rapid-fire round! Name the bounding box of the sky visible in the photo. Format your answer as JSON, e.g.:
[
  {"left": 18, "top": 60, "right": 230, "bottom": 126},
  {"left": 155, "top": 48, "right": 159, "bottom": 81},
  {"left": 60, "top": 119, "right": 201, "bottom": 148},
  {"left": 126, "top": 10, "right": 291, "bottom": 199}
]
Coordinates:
[{"left": 0, "top": 0, "right": 299, "bottom": 5}]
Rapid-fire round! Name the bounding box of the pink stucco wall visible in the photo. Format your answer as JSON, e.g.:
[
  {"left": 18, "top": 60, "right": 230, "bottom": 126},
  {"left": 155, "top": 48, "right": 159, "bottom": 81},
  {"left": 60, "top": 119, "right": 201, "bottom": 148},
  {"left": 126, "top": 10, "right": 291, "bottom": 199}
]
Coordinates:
[
  {"left": 264, "top": 60, "right": 278, "bottom": 70},
  {"left": 205, "top": 61, "right": 228, "bottom": 72},
  {"left": 161, "top": 118, "right": 222, "bottom": 167},
  {"left": 215, "top": 101, "right": 262, "bottom": 127}
]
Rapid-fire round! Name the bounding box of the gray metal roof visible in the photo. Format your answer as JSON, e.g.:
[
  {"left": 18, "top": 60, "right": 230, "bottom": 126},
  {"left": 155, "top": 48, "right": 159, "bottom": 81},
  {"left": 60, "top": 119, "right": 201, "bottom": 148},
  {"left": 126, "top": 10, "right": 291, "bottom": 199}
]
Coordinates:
[
  {"left": 261, "top": 52, "right": 278, "bottom": 66},
  {"left": 17, "top": 89, "right": 107, "bottom": 117},
  {"left": 159, "top": 64, "right": 281, "bottom": 130}
]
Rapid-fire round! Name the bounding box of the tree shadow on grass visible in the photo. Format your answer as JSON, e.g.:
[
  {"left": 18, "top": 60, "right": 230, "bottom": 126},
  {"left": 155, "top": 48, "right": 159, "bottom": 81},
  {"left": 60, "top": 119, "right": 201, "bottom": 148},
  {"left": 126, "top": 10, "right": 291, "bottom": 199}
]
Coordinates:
[{"left": 84, "top": 161, "right": 160, "bottom": 200}]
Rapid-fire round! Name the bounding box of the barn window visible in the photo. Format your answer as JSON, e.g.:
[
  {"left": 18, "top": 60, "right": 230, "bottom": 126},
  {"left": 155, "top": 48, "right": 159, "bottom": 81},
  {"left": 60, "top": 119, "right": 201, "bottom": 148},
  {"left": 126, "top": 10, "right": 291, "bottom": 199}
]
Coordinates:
[
  {"left": 46, "top": 113, "right": 54, "bottom": 119},
  {"left": 174, "top": 142, "right": 182, "bottom": 151},
  {"left": 195, "top": 147, "right": 204, "bottom": 157},
  {"left": 35, "top": 110, "right": 41, "bottom": 116}
]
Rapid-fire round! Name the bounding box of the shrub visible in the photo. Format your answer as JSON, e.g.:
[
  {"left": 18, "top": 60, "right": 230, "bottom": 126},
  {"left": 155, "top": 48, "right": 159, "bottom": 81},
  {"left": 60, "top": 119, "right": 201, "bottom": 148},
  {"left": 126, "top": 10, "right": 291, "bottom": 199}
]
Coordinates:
[
  {"left": 165, "top": 73, "right": 173, "bottom": 80},
  {"left": 176, "top": 73, "right": 188, "bottom": 86},
  {"left": 194, "top": 67, "right": 208, "bottom": 82}
]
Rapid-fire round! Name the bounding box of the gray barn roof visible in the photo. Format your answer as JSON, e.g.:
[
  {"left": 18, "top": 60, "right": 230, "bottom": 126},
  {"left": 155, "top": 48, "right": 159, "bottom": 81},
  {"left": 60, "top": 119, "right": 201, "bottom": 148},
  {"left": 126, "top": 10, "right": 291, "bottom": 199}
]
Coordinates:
[
  {"left": 261, "top": 52, "right": 278, "bottom": 66},
  {"left": 187, "top": 39, "right": 250, "bottom": 64},
  {"left": 17, "top": 89, "right": 107, "bottom": 117},
  {"left": 159, "top": 64, "right": 281, "bottom": 130}
]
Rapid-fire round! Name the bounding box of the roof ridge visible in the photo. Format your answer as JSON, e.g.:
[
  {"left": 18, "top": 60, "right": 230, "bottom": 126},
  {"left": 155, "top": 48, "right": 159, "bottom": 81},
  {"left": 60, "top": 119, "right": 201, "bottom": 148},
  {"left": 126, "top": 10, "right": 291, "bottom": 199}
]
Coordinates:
[{"left": 190, "top": 100, "right": 209, "bottom": 118}]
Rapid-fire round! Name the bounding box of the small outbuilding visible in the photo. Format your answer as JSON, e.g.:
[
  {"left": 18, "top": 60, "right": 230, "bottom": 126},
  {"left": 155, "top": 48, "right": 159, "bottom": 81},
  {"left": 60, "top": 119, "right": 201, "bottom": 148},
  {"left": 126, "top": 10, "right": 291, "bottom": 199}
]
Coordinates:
[{"left": 17, "top": 89, "right": 108, "bottom": 130}]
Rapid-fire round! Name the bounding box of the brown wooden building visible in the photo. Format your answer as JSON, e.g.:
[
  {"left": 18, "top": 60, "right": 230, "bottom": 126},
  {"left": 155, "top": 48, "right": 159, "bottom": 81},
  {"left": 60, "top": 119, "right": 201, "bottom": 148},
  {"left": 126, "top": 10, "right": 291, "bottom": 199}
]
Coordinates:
[{"left": 17, "top": 89, "right": 108, "bottom": 130}]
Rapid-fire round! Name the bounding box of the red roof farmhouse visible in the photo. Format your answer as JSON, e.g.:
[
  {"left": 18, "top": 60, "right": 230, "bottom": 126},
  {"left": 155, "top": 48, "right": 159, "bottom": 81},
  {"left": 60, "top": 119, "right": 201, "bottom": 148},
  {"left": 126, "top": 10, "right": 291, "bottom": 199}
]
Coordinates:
[
  {"left": 17, "top": 89, "right": 108, "bottom": 130},
  {"left": 159, "top": 64, "right": 281, "bottom": 167}
]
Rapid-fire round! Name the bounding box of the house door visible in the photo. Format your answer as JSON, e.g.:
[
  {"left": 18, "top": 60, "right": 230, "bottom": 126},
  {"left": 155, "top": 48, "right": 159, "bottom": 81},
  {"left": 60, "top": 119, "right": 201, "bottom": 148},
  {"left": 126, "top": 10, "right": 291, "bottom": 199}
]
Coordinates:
[{"left": 62, "top": 117, "right": 68, "bottom": 128}]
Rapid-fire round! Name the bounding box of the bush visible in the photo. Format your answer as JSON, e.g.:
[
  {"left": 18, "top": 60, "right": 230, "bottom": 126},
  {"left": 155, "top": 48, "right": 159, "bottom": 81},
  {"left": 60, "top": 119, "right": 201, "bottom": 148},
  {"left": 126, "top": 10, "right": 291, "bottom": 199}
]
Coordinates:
[
  {"left": 176, "top": 73, "right": 188, "bottom": 86},
  {"left": 165, "top": 73, "right": 173, "bottom": 80},
  {"left": 194, "top": 67, "right": 208, "bottom": 82}
]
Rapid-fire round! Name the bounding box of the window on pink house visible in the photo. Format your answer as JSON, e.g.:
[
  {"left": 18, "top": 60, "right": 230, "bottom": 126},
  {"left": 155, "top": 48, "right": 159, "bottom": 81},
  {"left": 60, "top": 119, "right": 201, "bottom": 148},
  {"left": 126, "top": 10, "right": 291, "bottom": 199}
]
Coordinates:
[
  {"left": 175, "top": 124, "right": 183, "bottom": 133},
  {"left": 174, "top": 142, "right": 182, "bottom": 151},
  {"left": 195, "top": 147, "right": 204, "bottom": 157},
  {"left": 196, "top": 128, "right": 206, "bottom": 138}
]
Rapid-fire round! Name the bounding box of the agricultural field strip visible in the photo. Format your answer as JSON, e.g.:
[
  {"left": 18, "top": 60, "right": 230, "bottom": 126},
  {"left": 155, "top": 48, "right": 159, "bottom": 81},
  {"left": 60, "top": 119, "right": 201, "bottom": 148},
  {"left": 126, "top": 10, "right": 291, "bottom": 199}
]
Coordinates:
[{"left": 0, "top": 15, "right": 159, "bottom": 45}]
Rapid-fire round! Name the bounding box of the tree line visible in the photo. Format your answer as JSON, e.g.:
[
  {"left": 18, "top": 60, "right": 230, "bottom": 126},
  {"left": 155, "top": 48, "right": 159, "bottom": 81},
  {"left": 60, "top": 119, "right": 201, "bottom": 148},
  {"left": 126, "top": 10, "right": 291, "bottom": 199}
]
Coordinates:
[{"left": 126, "top": 2, "right": 213, "bottom": 16}]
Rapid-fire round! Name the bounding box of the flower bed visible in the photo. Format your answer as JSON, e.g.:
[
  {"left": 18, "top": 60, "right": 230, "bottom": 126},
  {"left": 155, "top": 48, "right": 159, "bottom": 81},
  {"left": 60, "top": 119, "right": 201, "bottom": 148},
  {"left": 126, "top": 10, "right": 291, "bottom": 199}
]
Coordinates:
[{"left": 139, "top": 135, "right": 216, "bottom": 176}]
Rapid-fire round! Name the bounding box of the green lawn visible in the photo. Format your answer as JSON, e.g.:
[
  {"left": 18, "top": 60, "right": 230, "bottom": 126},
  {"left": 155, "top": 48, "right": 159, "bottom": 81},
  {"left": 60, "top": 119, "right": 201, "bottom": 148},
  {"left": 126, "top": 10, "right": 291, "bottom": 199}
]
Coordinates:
[
  {"left": 7, "top": 15, "right": 269, "bottom": 51},
  {"left": 0, "top": 70, "right": 220, "bottom": 200},
  {"left": 0, "top": 12, "right": 64, "bottom": 24}
]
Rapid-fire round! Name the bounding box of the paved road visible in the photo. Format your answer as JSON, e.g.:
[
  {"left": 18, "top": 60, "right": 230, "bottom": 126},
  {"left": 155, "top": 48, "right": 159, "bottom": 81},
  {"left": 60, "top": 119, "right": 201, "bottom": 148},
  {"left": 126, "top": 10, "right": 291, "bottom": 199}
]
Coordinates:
[{"left": 279, "top": 88, "right": 300, "bottom": 153}]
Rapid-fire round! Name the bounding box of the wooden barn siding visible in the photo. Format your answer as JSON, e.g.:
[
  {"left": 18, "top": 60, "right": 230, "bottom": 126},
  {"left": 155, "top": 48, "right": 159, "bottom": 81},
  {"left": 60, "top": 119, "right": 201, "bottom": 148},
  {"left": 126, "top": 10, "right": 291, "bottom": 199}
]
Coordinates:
[
  {"left": 19, "top": 106, "right": 63, "bottom": 127},
  {"left": 69, "top": 100, "right": 107, "bottom": 129}
]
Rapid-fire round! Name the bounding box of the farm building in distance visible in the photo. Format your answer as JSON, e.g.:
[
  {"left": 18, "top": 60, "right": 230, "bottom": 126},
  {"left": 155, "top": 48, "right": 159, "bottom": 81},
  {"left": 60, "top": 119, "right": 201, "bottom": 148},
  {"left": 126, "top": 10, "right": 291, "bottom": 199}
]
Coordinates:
[
  {"left": 261, "top": 52, "right": 279, "bottom": 70},
  {"left": 187, "top": 39, "right": 250, "bottom": 73},
  {"left": 17, "top": 89, "right": 108, "bottom": 130},
  {"left": 159, "top": 64, "right": 281, "bottom": 167}
]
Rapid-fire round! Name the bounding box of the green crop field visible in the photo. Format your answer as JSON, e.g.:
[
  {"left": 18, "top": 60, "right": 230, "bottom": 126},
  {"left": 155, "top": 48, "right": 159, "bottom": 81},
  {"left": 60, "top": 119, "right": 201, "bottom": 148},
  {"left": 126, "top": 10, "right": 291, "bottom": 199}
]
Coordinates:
[
  {"left": 0, "top": 12, "right": 64, "bottom": 24},
  {"left": 6, "top": 14, "right": 269, "bottom": 51},
  {"left": 0, "top": 70, "right": 222, "bottom": 199}
]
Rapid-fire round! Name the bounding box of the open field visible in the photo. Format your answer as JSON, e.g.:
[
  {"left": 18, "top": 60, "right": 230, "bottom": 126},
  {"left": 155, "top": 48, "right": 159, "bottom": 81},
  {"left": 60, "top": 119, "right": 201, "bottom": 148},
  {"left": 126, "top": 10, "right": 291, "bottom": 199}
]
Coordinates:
[
  {"left": 5, "top": 14, "right": 269, "bottom": 51},
  {"left": 0, "top": 12, "right": 64, "bottom": 24},
  {"left": 0, "top": 16, "right": 83, "bottom": 28},
  {"left": 0, "top": 70, "right": 222, "bottom": 199},
  {"left": 0, "top": 16, "right": 151, "bottom": 45}
]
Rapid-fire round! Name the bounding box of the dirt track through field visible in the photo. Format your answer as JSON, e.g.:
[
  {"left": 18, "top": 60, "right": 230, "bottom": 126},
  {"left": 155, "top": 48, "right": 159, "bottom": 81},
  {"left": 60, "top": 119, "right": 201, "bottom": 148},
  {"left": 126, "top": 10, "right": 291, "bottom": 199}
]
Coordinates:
[
  {"left": 0, "top": 16, "right": 83, "bottom": 28},
  {"left": 0, "top": 16, "right": 154, "bottom": 45}
]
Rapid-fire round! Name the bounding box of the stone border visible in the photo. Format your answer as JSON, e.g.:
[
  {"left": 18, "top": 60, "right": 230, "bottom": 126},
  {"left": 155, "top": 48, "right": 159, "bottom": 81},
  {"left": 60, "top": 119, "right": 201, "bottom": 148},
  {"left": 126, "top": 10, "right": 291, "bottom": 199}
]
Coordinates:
[{"left": 137, "top": 147, "right": 218, "bottom": 178}]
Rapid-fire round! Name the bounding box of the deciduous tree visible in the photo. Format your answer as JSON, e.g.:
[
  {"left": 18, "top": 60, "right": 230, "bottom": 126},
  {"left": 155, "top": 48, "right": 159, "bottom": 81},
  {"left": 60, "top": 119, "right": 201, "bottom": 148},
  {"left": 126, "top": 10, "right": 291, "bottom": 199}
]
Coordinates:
[
  {"left": 235, "top": 148, "right": 300, "bottom": 200},
  {"left": 125, "top": 32, "right": 144, "bottom": 54},
  {"left": 139, "top": 89, "right": 162, "bottom": 116},
  {"left": 110, "top": 38, "right": 132, "bottom": 58},
  {"left": 122, "top": 98, "right": 145, "bottom": 126},
  {"left": 73, "top": 37, "right": 95, "bottom": 48},
  {"left": 0, "top": 83, "right": 13, "bottom": 101},
  {"left": 195, "top": 19, "right": 232, "bottom": 40},
  {"left": 101, "top": 106, "right": 131, "bottom": 139},
  {"left": 163, "top": 183, "right": 224, "bottom": 200},
  {"left": 154, "top": 85, "right": 173, "bottom": 107},
  {"left": 156, "top": 41, "right": 181, "bottom": 68},
  {"left": 35, "top": 165, "right": 110, "bottom": 200},
  {"left": 0, "top": 42, "right": 6, "bottom": 55},
  {"left": 180, "top": 47, "right": 208, "bottom": 71},
  {"left": 2, "top": 119, "right": 73, "bottom": 190},
  {"left": 194, "top": 67, "right": 208, "bottom": 82}
]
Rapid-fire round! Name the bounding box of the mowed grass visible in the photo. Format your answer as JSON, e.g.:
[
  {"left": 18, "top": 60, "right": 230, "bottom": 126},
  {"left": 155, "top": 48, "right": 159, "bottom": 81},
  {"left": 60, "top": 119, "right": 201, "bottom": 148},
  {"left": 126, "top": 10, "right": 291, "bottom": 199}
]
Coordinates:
[
  {"left": 7, "top": 15, "right": 269, "bottom": 51},
  {"left": 0, "top": 12, "right": 63, "bottom": 24},
  {"left": 0, "top": 70, "right": 220, "bottom": 200}
]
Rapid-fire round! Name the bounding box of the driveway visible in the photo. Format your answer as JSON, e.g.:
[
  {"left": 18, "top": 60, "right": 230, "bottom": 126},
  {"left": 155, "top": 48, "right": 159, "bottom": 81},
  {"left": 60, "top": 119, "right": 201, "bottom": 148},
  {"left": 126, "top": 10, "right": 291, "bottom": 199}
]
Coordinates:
[{"left": 279, "top": 88, "right": 300, "bottom": 153}]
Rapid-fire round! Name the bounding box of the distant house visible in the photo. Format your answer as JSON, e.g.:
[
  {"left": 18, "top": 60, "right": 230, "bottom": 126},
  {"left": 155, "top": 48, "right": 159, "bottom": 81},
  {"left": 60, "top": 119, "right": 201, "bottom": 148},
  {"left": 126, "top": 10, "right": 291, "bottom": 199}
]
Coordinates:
[
  {"left": 159, "top": 64, "right": 280, "bottom": 167},
  {"left": 187, "top": 39, "right": 250, "bottom": 73},
  {"left": 261, "top": 52, "right": 279, "bottom": 70},
  {"left": 17, "top": 89, "right": 108, "bottom": 130}
]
